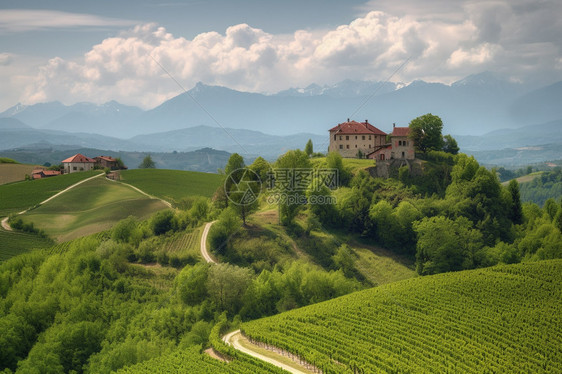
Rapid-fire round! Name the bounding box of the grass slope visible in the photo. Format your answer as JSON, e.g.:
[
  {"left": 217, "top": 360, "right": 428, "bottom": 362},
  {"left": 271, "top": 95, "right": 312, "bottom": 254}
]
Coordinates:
[
  {"left": 119, "top": 169, "right": 223, "bottom": 203},
  {"left": 0, "top": 230, "right": 54, "bottom": 261},
  {"left": 0, "top": 171, "right": 99, "bottom": 216},
  {"left": 0, "top": 163, "right": 41, "bottom": 185},
  {"left": 242, "top": 260, "right": 562, "bottom": 373},
  {"left": 311, "top": 157, "right": 374, "bottom": 174},
  {"left": 21, "top": 177, "right": 168, "bottom": 242}
]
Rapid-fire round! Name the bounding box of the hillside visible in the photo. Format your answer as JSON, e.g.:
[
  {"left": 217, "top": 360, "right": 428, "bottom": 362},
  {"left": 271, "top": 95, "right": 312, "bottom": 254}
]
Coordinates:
[
  {"left": 0, "top": 170, "right": 99, "bottom": 216},
  {"left": 242, "top": 260, "right": 562, "bottom": 373},
  {"left": 119, "top": 169, "right": 223, "bottom": 203},
  {"left": 0, "top": 159, "right": 42, "bottom": 185},
  {"left": 20, "top": 177, "right": 169, "bottom": 242}
]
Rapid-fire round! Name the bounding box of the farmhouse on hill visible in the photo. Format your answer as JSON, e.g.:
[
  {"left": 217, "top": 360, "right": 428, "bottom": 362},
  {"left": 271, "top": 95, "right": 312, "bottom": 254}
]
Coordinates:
[
  {"left": 31, "top": 168, "right": 61, "bottom": 180},
  {"left": 62, "top": 153, "right": 96, "bottom": 174},
  {"left": 328, "top": 119, "right": 414, "bottom": 160},
  {"left": 95, "top": 156, "right": 127, "bottom": 170}
]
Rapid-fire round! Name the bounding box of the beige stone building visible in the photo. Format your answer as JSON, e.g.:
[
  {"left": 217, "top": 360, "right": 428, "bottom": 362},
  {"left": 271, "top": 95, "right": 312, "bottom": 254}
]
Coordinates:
[
  {"left": 328, "top": 120, "right": 387, "bottom": 158},
  {"left": 62, "top": 153, "right": 96, "bottom": 174},
  {"left": 367, "top": 125, "right": 415, "bottom": 161}
]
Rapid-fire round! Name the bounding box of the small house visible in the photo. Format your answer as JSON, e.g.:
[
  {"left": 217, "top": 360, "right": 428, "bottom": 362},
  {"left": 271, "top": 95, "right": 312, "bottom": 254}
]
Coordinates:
[{"left": 62, "top": 154, "right": 96, "bottom": 174}]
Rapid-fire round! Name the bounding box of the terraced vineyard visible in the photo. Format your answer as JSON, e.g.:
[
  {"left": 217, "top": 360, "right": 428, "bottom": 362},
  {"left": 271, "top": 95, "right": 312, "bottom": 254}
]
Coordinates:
[
  {"left": 242, "top": 260, "right": 562, "bottom": 373},
  {"left": 0, "top": 230, "right": 54, "bottom": 261},
  {"left": 116, "top": 346, "right": 285, "bottom": 374},
  {"left": 161, "top": 227, "right": 202, "bottom": 257}
]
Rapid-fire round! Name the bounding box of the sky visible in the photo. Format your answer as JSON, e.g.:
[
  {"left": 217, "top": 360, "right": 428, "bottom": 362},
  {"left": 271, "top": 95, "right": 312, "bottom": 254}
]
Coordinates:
[{"left": 1, "top": 0, "right": 561, "bottom": 111}]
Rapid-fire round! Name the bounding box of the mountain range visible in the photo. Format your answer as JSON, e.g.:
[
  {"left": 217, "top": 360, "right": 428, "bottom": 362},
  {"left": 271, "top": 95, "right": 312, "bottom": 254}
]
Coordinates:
[{"left": 1, "top": 72, "right": 561, "bottom": 164}]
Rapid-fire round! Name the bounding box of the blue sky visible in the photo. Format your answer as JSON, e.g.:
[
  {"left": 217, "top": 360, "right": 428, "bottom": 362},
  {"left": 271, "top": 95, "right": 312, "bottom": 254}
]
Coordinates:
[{"left": 1, "top": 0, "right": 561, "bottom": 111}]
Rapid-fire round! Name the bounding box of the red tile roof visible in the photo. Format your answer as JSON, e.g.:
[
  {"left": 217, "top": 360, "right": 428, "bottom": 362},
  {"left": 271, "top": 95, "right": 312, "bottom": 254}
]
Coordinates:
[
  {"left": 391, "top": 126, "right": 410, "bottom": 137},
  {"left": 96, "top": 156, "right": 117, "bottom": 162},
  {"left": 42, "top": 170, "right": 61, "bottom": 176},
  {"left": 329, "top": 120, "right": 387, "bottom": 135},
  {"left": 62, "top": 153, "right": 96, "bottom": 163}
]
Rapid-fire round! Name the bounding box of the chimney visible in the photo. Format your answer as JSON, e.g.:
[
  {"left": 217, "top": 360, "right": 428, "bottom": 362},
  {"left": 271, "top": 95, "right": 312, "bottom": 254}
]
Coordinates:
[
  {"left": 393, "top": 123, "right": 396, "bottom": 128},
  {"left": 347, "top": 118, "right": 350, "bottom": 122},
  {"left": 365, "top": 119, "right": 369, "bottom": 124}
]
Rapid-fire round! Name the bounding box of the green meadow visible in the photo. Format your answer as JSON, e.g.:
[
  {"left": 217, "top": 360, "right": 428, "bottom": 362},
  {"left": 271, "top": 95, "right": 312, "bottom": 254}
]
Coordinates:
[
  {"left": 119, "top": 169, "right": 223, "bottom": 204},
  {"left": 0, "top": 170, "right": 100, "bottom": 216},
  {"left": 21, "top": 177, "right": 169, "bottom": 242}
]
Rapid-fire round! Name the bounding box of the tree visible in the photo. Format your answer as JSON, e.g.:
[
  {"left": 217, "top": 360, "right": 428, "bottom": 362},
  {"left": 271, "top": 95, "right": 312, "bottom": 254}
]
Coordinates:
[
  {"left": 115, "top": 157, "right": 126, "bottom": 169},
  {"left": 409, "top": 113, "right": 444, "bottom": 153},
  {"left": 414, "top": 216, "right": 483, "bottom": 275},
  {"left": 206, "top": 263, "right": 252, "bottom": 314},
  {"left": 249, "top": 156, "right": 271, "bottom": 185},
  {"left": 442, "top": 134, "right": 459, "bottom": 154},
  {"left": 507, "top": 180, "right": 523, "bottom": 224},
  {"left": 138, "top": 154, "right": 155, "bottom": 169},
  {"left": 224, "top": 153, "right": 245, "bottom": 176},
  {"left": 326, "top": 151, "right": 350, "bottom": 186},
  {"left": 224, "top": 167, "right": 260, "bottom": 225},
  {"left": 274, "top": 149, "right": 312, "bottom": 225},
  {"left": 304, "top": 139, "right": 313, "bottom": 157}
]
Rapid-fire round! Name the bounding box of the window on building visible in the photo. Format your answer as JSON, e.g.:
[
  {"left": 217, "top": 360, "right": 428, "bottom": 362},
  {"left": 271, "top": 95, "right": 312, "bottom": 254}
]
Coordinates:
[
  {"left": 369, "top": 144, "right": 371, "bottom": 148},
  {"left": 355, "top": 145, "right": 357, "bottom": 148},
  {"left": 369, "top": 135, "right": 371, "bottom": 140},
  {"left": 339, "top": 144, "right": 343, "bottom": 149},
  {"left": 402, "top": 152, "right": 405, "bottom": 158},
  {"left": 362, "top": 135, "right": 365, "bottom": 140},
  {"left": 355, "top": 136, "right": 357, "bottom": 139},
  {"left": 346, "top": 136, "right": 349, "bottom": 140},
  {"left": 346, "top": 145, "right": 349, "bottom": 149},
  {"left": 73, "top": 166, "right": 77, "bottom": 171},
  {"left": 334, "top": 135, "right": 336, "bottom": 140},
  {"left": 340, "top": 136, "right": 342, "bottom": 140}
]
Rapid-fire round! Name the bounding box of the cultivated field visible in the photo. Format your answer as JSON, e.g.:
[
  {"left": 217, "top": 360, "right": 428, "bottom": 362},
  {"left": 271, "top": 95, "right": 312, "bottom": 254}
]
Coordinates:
[
  {"left": 0, "top": 163, "right": 41, "bottom": 185},
  {"left": 119, "top": 169, "right": 223, "bottom": 203},
  {"left": 0, "top": 230, "right": 54, "bottom": 261},
  {"left": 242, "top": 260, "right": 562, "bottom": 373},
  {"left": 0, "top": 170, "right": 99, "bottom": 216},
  {"left": 20, "top": 177, "right": 168, "bottom": 242}
]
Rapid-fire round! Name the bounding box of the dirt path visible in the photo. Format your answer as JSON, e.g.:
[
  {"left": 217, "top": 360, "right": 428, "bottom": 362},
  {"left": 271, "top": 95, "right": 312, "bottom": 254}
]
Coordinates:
[
  {"left": 223, "top": 330, "right": 313, "bottom": 374},
  {"left": 0, "top": 172, "right": 104, "bottom": 231},
  {"left": 112, "top": 179, "right": 173, "bottom": 208},
  {"left": 1, "top": 217, "right": 12, "bottom": 231},
  {"left": 200, "top": 221, "right": 217, "bottom": 264}
]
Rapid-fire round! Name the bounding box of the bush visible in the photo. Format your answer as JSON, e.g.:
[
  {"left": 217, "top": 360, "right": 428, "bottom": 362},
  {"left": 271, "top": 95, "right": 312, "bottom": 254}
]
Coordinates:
[{"left": 151, "top": 210, "right": 175, "bottom": 235}]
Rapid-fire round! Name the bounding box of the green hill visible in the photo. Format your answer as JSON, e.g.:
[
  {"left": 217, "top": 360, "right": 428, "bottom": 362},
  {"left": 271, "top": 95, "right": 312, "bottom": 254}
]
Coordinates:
[
  {"left": 20, "top": 177, "right": 168, "bottom": 242},
  {"left": 0, "top": 230, "right": 54, "bottom": 261},
  {"left": 0, "top": 170, "right": 99, "bottom": 216},
  {"left": 119, "top": 169, "right": 223, "bottom": 204},
  {"left": 242, "top": 260, "right": 562, "bottom": 373}
]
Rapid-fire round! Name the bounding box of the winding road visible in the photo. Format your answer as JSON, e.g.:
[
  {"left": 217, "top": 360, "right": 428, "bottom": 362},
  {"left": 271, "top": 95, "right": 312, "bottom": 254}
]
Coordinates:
[
  {"left": 200, "top": 221, "right": 217, "bottom": 264},
  {"left": 200, "top": 221, "right": 314, "bottom": 373}
]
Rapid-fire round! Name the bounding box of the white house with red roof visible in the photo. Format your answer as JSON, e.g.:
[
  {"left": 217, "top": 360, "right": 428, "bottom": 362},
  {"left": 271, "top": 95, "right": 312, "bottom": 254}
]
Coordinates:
[
  {"left": 328, "top": 119, "right": 387, "bottom": 158},
  {"left": 62, "top": 153, "right": 96, "bottom": 174},
  {"left": 329, "top": 120, "right": 415, "bottom": 160}
]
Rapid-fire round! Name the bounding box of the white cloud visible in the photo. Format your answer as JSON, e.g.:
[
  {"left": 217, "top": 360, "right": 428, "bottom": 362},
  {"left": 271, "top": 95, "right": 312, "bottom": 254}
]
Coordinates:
[
  {"left": 0, "top": 52, "right": 14, "bottom": 66},
  {"left": 14, "top": 0, "right": 562, "bottom": 109},
  {"left": 0, "top": 9, "right": 135, "bottom": 32}
]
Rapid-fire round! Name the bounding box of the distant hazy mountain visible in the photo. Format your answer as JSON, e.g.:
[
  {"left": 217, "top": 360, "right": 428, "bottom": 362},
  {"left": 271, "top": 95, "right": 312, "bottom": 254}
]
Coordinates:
[
  {"left": 130, "top": 125, "right": 326, "bottom": 158},
  {"left": 0, "top": 118, "right": 144, "bottom": 152},
  {"left": 275, "top": 79, "right": 401, "bottom": 97},
  {"left": 509, "top": 81, "right": 562, "bottom": 126},
  {"left": 1, "top": 72, "right": 559, "bottom": 146},
  {"left": 0, "top": 101, "right": 142, "bottom": 138},
  {"left": 456, "top": 119, "right": 562, "bottom": 151}
]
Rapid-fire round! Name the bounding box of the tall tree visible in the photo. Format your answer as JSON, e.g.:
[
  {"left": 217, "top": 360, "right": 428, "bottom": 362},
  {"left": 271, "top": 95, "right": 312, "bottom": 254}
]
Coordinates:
[
  {"left": 224, "top": 153, "right": 245, "bottom": 176},
  {"left": 442, "top": 134, "right": 459, "bottom": 154},
  {"left": 507, "top": 180, "right": 523, "bottom": 224},
  {"left": 304, "top": 139, "right": 313, "bottom": 157},
  {"left": 138, "top": 154, "right": 155, "bottom": 168},
  {"left": 275, "top": 149, "right": 312, "bottom": 225},
  {"left": 409, "top": 113, "right": 444, "bottom": 153}
]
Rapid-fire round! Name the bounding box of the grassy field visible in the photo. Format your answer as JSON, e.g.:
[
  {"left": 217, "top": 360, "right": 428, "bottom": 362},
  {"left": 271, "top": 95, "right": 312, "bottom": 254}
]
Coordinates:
[
  {"left": 119, "top": 169, "right": 223, "bottom": 204},
  {"left": 243, "top": 260, "right": 562, "bottom": 373},
  {"left": 0, "top": 170, "right": 99, "bottom": 216},
  {"left": 501, "top": 171, "right": 544, "bottom": 186},
  {"left": 0, "top": 163, "right": 41, "bottom": 185},
  {"left": 0, "top": 230, "right": 54, "bottom": 262},
  {"left": 21, "top": 177, "right": 168, "bottom": 242},
  {"left": 310, "top": 156, "right": 375, "bottom": 174}
]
